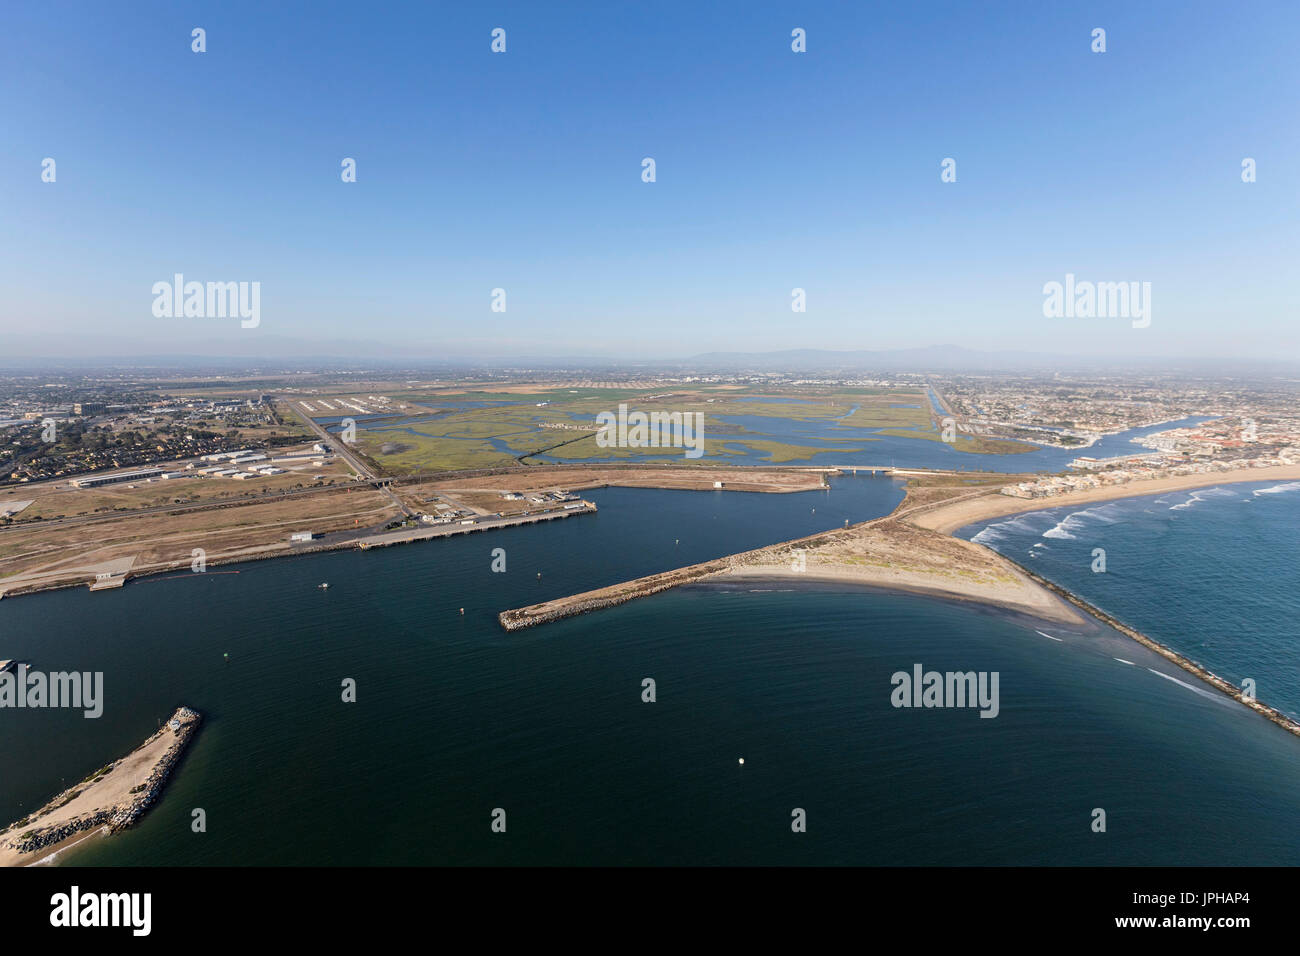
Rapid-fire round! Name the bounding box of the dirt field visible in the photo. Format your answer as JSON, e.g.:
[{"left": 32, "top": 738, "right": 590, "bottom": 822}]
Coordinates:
[
  {"left": 0, "top": 486, "right": 399, "bottom": 596},
  {"left": 2, "top": 446, "right": 355, "bottom": 522}
]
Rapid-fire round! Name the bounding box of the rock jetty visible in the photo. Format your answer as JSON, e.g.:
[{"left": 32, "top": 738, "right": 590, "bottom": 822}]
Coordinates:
[{"left": 0, "top": 706, "right": 201, "bottom": 863}]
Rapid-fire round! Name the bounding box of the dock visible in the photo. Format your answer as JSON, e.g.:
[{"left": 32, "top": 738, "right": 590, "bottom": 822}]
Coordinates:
[
  {"left": 88, "top": 572, "right": 129, "bottom": 591},
  {"left": 357, "top": 500, "right": 597, "bottom": 550}
]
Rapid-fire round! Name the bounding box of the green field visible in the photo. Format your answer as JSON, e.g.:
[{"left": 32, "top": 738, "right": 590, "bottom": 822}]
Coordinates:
[{"left": 294, "top": 385, "right": 1037, "bottom": 475}]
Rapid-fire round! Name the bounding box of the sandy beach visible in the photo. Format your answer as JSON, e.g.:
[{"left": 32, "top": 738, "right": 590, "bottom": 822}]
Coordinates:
[
  {"left": 501, "top": 501, "right": 1086, "bottom": 630},
  {"left": 716, "top": 558, "right": 1083, "bottom": 625},
  {"left": 501, "top": 462, "right": 1300, "bottom": 636},
  {"left": 910, "top": 464, "right": 1300, "bottom": 535},
  {"left": 494, "top": 459, "right": 1300, "bottom": 738},
  {"left": 0, "top": 707, "right": 200, "bottom": 867}
]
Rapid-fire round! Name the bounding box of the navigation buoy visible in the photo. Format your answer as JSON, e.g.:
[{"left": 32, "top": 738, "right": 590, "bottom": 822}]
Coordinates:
[
  {"left": 223, "top": 652, "right": 229, "bottom": 662},
  {"left": 537, "top": 572, "right": 541, "bottom": 579},
  {"left": 738, "top": 757, "right": 744, "bottom": 765}
]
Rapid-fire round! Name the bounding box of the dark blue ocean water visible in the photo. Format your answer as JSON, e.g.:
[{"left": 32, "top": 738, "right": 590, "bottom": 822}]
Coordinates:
[
  {"left": 960, "top": 480, "right": 1300, "bottom": 721},
  {"left": 2, "top": 475, "right": 1298, "bottom": 865}
]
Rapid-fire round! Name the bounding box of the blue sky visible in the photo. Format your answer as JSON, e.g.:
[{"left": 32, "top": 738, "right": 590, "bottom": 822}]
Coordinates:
[{"left": 1, "top": 1, "right": 1296, "bottom": 361}]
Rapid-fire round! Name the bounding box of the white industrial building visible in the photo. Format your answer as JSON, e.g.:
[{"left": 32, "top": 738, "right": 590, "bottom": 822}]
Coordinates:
[{"left": 72, "top": 468, "right": 164, "bottom": 488}]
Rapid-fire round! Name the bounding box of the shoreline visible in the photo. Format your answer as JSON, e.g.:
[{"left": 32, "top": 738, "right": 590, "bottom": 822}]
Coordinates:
[
  {"left": 1006, "top": 558, "right": 1300, "bottom": 739},
  {"left": 21, "top": 822, "right": 109, "bottom": 868},
  {"left": 910, "top": 463, "right": 1300, "bottom": 536},
  {"left": 0, "top": 464, "right": 838, "bottom": 604},
  {"left": 7, "top": 461, "right": 1297, "bottom": 739},
  {"left": 712, "top": 564, "right": 1084, "bottom": 625},
  {"left": 0, "top": 707, "right": 202, "bottom": 867},
  {"left": 496, "top": 462, "right": 1300, "bottom": 741},
  {"left": 499, "top": 507, "right": 1085, "bottom": 631}
]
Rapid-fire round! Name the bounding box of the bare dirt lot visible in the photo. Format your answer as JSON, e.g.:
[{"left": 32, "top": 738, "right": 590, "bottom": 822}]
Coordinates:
[{"left": 0, "top": 486, "right": 398, "bottom": 597}]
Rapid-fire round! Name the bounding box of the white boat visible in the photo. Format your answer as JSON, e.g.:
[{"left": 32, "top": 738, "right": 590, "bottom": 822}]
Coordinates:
[{"left": 318, "top": 583, "right": 329, "bottom": 590}]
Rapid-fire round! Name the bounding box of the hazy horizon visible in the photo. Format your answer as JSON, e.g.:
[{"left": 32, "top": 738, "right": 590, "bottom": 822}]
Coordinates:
[{"left": 3, "top": 344, "right": 1300, "bottom": 379}]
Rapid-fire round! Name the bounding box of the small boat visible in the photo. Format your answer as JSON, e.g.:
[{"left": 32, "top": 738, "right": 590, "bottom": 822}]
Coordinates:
[{"left": 318, "top": 583, "right": 330, "bottom": 590}]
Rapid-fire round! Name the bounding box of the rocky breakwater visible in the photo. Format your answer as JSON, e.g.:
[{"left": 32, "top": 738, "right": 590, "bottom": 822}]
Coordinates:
[
  {"left": 498, "top": 558, "right": 733, "bottom": 631},
  {"left": 497, "top": 525, "right": 856, "bottom": 631},
  {"left": 107, "top": 707, "right": 201, "bottom": 831},
  {"left": 0, "top": 706, "right": 201, "bottom": 864}
]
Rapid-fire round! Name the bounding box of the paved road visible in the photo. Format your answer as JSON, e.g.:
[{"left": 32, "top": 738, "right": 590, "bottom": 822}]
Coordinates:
[
  {"left": 291, "top": 400, "right": 415, "bottom": 517},
  {"left": 295, "top": 405, "right": 375, "bottom": 480}
]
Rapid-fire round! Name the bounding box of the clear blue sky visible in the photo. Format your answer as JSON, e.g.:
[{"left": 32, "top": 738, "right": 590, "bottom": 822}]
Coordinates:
[{"left": 2, "top": 1, "right": 1296, "bottom": 361}]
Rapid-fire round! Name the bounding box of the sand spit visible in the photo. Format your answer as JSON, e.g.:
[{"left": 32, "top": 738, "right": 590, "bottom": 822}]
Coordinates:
[
  {"left": 0, "top": 707, "right": 201, "bottom": 867},
  {"left": 498, "top": 462, "right": 1300, "bottom": 741},
  {"left": 500, "top": 514, "right": 1083, "bottom": 630}
]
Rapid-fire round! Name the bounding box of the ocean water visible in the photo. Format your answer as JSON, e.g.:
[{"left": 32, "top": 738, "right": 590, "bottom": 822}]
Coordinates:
[
  {"left": 2, "top": 475, "right": 1299, "bottom": 865},
  {"left": 960, "top": 480, "right": 1300, "bottom": 721}
]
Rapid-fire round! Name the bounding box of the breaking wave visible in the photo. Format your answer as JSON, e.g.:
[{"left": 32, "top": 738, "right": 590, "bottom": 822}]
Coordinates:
[{"left": 1170, "top": 487, "right": 1238, "bottom": 511}]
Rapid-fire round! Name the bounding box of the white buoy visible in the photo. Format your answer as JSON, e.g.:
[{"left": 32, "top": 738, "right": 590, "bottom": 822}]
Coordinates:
[{"left": 738, "top": 757, "right": 744, "bottom": 765}]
